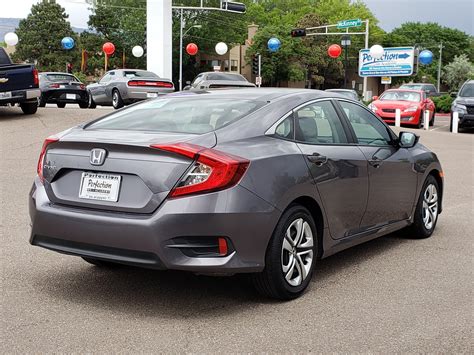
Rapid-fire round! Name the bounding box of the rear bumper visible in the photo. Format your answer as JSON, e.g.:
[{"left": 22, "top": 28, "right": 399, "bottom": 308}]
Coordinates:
[
  {"left": 122, "top": 87, "right": 174, "bottom": 102},
  {"left": 29, "top": 178, "right": 279, "bottom": 274},
  {"left": 0, "top": 88, "right": 40, "bottom": 105},
  {"left": 42, "top": 89, "right": 88, "bottom": 103}
]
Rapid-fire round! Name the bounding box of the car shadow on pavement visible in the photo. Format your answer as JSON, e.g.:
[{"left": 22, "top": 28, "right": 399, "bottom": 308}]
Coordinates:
[{"left": 34, "top": 232, "right": 411, "bottom": 317}]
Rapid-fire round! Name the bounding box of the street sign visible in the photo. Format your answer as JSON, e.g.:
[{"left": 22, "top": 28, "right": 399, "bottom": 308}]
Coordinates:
[
  {"left": 337, "top": 19, "right": 362, "bottom": 29},
  {"left": 359, "top": 47, "right": 415, "bottom": 77},
  {"left": 256, "top": 76, "right": 262, "bottom": 86},
  {"left": 381, "top": 76, "right": 392, "bottom": 84}
]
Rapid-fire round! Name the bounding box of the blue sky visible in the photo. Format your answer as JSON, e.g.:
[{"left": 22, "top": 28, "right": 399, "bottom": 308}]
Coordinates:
[{"left": 2, "top": 0, "right": 473, "bottom": 35}]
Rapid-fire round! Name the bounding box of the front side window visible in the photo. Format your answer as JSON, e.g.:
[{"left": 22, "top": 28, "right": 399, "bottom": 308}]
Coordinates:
[
  {"left": 294, "top": 100, "right": 348, "bottom": 144},
  {"left": 99, "top": 74, "right": 111, "bottom": 83},
  {"left": 339, "top": 101, "right": 392, "bottom": 146}
]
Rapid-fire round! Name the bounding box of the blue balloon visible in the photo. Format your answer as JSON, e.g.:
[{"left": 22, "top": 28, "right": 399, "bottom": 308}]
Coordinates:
[
  {"left": 61, "top": 37, "right": 75, "bottom": 50},
  {"left": 267, "top": 37, "right": 281, "bottom": 52},
  {"left": 419, "top": 50, "right": 433, "bottom": 65}
]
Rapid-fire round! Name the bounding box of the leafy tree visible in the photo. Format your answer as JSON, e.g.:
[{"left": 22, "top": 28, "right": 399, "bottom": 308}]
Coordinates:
[
  {"left": 12, "top": 0, "right": 79, "bottom": 71},
  {"left": 442, "top": 54, "right": 474, "bottom": 91}
]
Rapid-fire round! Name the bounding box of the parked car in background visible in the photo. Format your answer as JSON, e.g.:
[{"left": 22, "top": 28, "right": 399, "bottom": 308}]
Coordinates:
[
  {"left": 87, "top": 69, "right": 174, "bottom": 109},
  {"left": 325, "top": 89, "right": 361, "bottom": 102},
  {"left": 399, "top": 83, "right": 441, "bottom": 97},
  {"left": 184, "top": 72, "right": 255, "bottom": 91},
  {"left": 38, "top": 72, "right": 88, "bottom": 108},
  {"left": 0, "top": 47, "right": 40, "bottom": 115},
  {"left": 30, "top": 89, "right": 443, "bottom": 300},
  {"left": 450, "top": 79, "right": 474, "bottom": 131},
  {"left": 368, "top": 89, "right": 435, "bottom": 128}
]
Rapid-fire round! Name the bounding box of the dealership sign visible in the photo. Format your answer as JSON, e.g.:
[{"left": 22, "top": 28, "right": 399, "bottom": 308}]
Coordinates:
[{"left": 359, "top": 47, "right": 415, "bottom": 77}]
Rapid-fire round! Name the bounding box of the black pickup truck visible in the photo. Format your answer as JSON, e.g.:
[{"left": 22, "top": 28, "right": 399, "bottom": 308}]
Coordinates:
[{"left": 0, "top": 47, "right": 40, "bottom": 114}]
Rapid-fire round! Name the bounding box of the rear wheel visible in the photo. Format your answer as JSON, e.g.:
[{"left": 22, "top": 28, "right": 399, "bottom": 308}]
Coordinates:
[
  {"left": 252, "top": 205, "right": 317, "bottom": 300},
  {"left": 38, "top": 95, "right": 46, "bottom": 107},
  {"left": 406, "top": 175, "right": 440, "bottom": 239},
  {"left": 82, "top": 257, "right": 118, "bottom": 268},
  {"left": 88, "top": 91, "right": 97, "bottom": 109},
  {"left": 112, "top": 89, "right": 124, "bottom": 109},
  {"left": 78, "top": 101, "right": 89, "bottom": 109},
  {"left": 57, "top": 102, "right": 66, "bottom": 108},
  {"left": 20, "top": 101, "right": 38, "bottom": 115}
]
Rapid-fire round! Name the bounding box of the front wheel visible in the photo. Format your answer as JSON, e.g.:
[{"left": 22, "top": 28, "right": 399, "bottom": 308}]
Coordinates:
[
  {"left": 252, "top": 205, "right": 317, "bottom": 300},
  {"left": 406, "top": 175, "right": 440, "bottom": 238},
  {"left": 88, "top": 91, "right": 97, "bottom": 109},
  {"left": 20, "top": 101, "right": 38, "bottom": 115}
]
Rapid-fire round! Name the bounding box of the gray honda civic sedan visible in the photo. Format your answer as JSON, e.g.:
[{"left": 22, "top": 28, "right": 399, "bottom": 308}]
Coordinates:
[{"left": 29, "top": 89, "right": 443, "bottom": 300}]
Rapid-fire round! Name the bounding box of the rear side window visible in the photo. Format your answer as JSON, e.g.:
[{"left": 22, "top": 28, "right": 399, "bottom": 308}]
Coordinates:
[
  {"left": 294, "top": 100, "right": 348, "bottom": 144},
  {"left": 87, "top": 98, "right": 265, "bottom": 134}
]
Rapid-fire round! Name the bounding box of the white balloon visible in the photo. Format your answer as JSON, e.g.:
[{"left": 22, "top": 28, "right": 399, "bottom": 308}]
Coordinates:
[
  {"left": 215, "top": 42, "right": 228, "bottom": 56},
  {"left": 132, "top": 45, "right": 144, "bottom": 57},
  {"left": 4, "top": 32, "right": 19, "bottom": 46},
  {"left": 369, "top": 44, "right": 384, "bottom": 59}
]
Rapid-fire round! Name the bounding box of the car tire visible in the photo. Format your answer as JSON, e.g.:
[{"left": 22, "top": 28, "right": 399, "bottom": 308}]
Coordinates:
[
  {"left": 38, "top": 96, "right": 46, "bottom": 108},
  {"left": 405, "top": 175, "right": 440, "bottom": 239},
  {"left": 57, "top": 103, "right": 66, "bottom": 108},
  {"left": 82, "top": 257, "right": 118, "bottom": 268},
  {"left": 78, "top": 101, "right": 89, "bottom": 109},
  {"left": 20, "top": 101, "right": 38, "bottom": 115},
  {"left": 112, "top": 89, "right": 124, "bottom": 109},
  {"left": 88, "top": 91, "right": 97, "bottom": 109},
  {"left": 252, "top": 204, "right": 317, "bottom": 300},
  {"left": 417, "top": 111, "right": 424, "bottom": 129}
]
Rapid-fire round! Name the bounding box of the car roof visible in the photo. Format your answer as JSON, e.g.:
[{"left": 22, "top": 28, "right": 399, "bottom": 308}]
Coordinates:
[
  {"left": 326, "top": 89, "right": 356, "bottom": 92},
  {"left": 168, "top": 88, "right": 337, "bottom": 102}
]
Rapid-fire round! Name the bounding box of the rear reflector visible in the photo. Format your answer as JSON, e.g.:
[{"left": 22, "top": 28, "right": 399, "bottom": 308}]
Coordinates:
[
  {"left": 48, "top": 83, "right": 60, "bottom": 88},
  {"left": 150, "top": 143, "right": 249, "bottom": 197},
  {"left": 218, "top": 237, "right": 228, "bottom": 256},
  {"left": 128, "top": 80, "right": 174, "bottom": 88},
  {"left": 37, "top": 136, "right": 59, "bottom": 182},
  {"left": 32, "top": 68, "right": 39, "bottom": 86}
]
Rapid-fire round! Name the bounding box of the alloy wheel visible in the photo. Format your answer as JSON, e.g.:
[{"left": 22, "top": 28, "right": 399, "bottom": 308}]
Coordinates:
[
  {"left": 112, "top": 92, "right": 118, "bottom": 107},
  {"left": 281, "top": 218, "right": 314, "bottom": 287},
  {"left": 422, "top": 183, "right": 438, "bottom": 230}
]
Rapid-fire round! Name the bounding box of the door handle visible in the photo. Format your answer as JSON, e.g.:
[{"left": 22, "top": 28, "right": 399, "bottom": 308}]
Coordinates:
[
  {"left": 307, "top": 153, "right": 328, "bottom": 166},
  {"left": 368, "top": 157, "right": 382, "bottom": 168}
]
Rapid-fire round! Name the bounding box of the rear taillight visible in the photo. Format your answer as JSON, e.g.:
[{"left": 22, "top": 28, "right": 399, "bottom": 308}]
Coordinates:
[
  {"left": 150, "top": 143, "right": 249, "bottom": 197},
  {"left": 32, "top": 68, "right": 39, "bottom": 86},
  {"left": 79, "top": 84, "right": 85, "bottom": 90},
  {"left": 48, "top": 83, "right": 60, "bottom": 88},
  {"left": 128, "top": 80, "right": 174, "bottom": 88},
  {"left": 37, "top": 136, "right": 59, "bottom": 183}
]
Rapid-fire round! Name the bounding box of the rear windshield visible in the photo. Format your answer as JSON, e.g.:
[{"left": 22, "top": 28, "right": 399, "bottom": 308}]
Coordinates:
[
  {"left": 0, "top": 48, "right": 12, "bottom": 65},
  {"left": 207, "top": 73, "right": 247, "bottom": 81},
  {"left": 459, "top": 83, "right": 474, "bottom": 97},
  {"left": 45, "top": 74, "right": 79, "bottom": 82},
  {"left": 123, "top": 70, "right": 158, "bottom": 78},
  {"left": 86, "top": 97, "right": 264, "bottom": 134},
  {"left": 380, "top": 91, "right": 421, "bottom": 102}
]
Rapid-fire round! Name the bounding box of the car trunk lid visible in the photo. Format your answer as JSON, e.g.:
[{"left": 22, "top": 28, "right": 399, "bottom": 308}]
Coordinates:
[{"left": 42, "top": 129, "right": 216, "bottom": 213}]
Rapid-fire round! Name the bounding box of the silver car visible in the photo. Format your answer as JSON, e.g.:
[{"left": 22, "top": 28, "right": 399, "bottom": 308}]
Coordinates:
[
  {"left": 29, "top": 89, "right": 443, "bottom": 300},
  {"left": 87, "top": 69, "right": 174, "bottom": 109},
  {"left": 184, "top": 72, "right": 255, "bottom": 91}
]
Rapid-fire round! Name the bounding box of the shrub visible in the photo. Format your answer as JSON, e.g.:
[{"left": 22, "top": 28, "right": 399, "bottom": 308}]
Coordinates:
[{"left": 431, "top": 94, "right": 454, "bottom": 113}]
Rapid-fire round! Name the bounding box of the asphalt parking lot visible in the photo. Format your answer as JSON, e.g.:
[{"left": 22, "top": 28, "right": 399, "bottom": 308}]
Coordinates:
[{"left": 1, "top": 105, "right": 473, "bottom": 353}]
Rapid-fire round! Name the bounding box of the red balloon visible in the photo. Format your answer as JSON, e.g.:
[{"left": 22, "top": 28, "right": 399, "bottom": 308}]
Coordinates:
[
  {"left": 327, "top": 44, "right": 342, "bottom": 58},
  {"left": 186, "top": 43, "right": 198, "bottom": 56},
  {"left": 102, "top": 42, "right": 115, "bottom": 56}
]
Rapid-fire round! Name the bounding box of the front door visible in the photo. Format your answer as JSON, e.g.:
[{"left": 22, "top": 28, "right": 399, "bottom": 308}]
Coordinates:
[
  {"left": 293, "top": 99, "right": 369, "bottom": 239},
  {"left": 336, "top": 100, "right": 418, "bottom": 230}
]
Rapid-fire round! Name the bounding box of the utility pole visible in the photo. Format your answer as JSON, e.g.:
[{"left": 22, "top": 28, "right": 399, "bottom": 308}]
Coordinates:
[
  {"left": 437, "top": 42, "right": 443, "bottom": 92},
  {"left": 179, "top": 9, "right": 183, "bottom": 91}
]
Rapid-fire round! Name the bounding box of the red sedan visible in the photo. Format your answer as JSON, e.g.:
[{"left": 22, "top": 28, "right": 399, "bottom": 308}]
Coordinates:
[{"left": 368, "top": 89, "right": 435, "bottom": 128}]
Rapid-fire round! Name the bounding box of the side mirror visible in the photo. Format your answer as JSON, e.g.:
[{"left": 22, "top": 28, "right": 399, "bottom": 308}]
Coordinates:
[
  {"left": 372, "top": 95, "right": 379, "bottom": 101},
  {"left": 399, "top": 131, "right": 419, "bottom": 148},
  {"left": 183, "top": 85, "right": 191, "bottom": 91},
  {"left": 450, "top": 91, "right": 458, "bottom": 98},
  {"left": 186, "top": 81, "right": 191, "bottom": 85}
]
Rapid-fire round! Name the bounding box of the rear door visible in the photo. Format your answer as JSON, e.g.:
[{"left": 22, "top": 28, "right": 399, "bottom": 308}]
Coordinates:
[
  {"left": 336, "top": 99, "right": 418, "bottom": 229},
  {"left": 293, "top": 99, "right": 369, "bottom": 239}
]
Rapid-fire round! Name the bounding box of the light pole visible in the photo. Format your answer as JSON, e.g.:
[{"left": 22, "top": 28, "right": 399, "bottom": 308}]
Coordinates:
[
  {"left": 341, "top": 34, "right": 351, "bottom": 89},
  {"left": 179, "top": 9, "right": 201, "bottom": 91}
]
